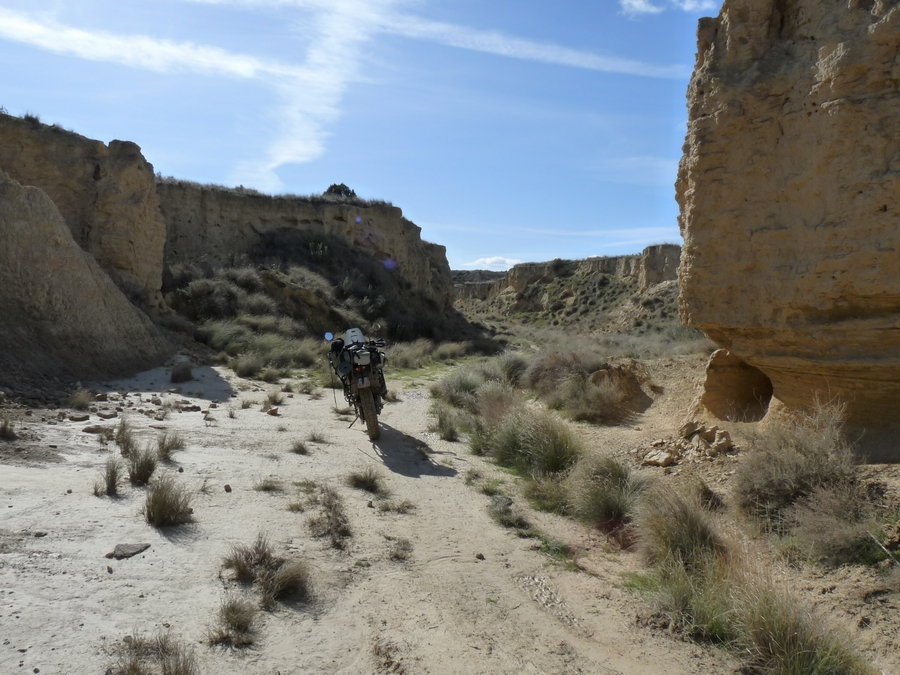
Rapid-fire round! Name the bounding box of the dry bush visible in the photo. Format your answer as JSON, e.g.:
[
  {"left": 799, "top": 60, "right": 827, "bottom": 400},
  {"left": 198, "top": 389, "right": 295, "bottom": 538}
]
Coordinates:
[
  {"left": 733, "top": 401, "right": 859, "bottom": 532},
  {"left": 94, "top": 456, "right": 125, "bottom": 497},
  {"left": 308, "top": 486, "right": 351, "bottom": 548},
  {"left": 387, "top": 339, "right": 435, "bottom": 369},
  {"left": 240, "top": 292, "right": 278, "bottom": 316},
  {"left": 290, "top": 440, "right": 309, "bottom": 455},
  {"left": 433, "top": 342, "right": 469, "bottom": 362},
  {"left": 346, "top": 466, "right": 384, "bottom": 494},
  {"left": 230, "top": 353, "right": 264, "bottom": 378},
  {"left": 258, "top": 561, "right": 312, "bottom": 607},
  {"left": 207, "top": 595, "right": 258, "bottom": 648},
  {"left": 307, "top": 430, "right": 327, "bottom": 444},
  {"left": 219, "top": 266, "right": 264, "bottom": 293},
  {"left": 170, "top": 362, "right": 194, "bottom": 383},
  {"left": 240, "top": 398, "right": 254, "bottom": 409},
  {"left": 0, "top": 415, "right": 16, "bottom": 440},
  {"left": 475, "top": 380, "right": 523, "bottom": 428},
  {"left": 567, "top": 454, "right": 650, "bottom": 530},
  {"left": 636, "top": 488, "right": 728, "bottom": 568},
  {"left": 427, "top": 402, "right": 460, "bottom": 441},
  {"left": 522, "top": 349, "right": 606, "bottom": 396},
  {"left": 68, "top": 388, "right": 94, "bottom": 410},
  {"left": 266, "top": 390, "right": 284, "bottom": 406},
  {"left": 259, "top": 367, "right": 281, "bottom": 383},
  {"left": 144, "top": 473, "right": 194, "bottom": 526},
  {"left": 389, "top": 538, "right": 413, "bottom": 561},
  {"left": 108, "top": 631, "right": 199, "bottom": 675},
  {"left": 128, "top": 445, "right": 158, "bottom": 485},
  {"left": 430, "top": 366, "right": 487, "bottom": 410},
  {"left": 156, "top": 431, "right": 185, "bottom": 462},
  {"left": 785, "top": 485, "right": 884, "bottom": 567}
]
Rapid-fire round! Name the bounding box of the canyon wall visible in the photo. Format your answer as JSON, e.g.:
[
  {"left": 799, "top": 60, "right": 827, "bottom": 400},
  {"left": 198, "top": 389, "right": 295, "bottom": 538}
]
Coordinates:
[
  {"left": 157, "top": 181, "right": 454, "bottom": 308},
  {"left": 455, "top": 244, "right": 680, "bottom": 302},
  {"left": 0, "top": 172, "right": 171, "bottom": 387},
  {"left": 0, "top": 114, "right": 167, "bottom": 310},
  {"left": 677, "top": 0, "right": 900, "bottom": 428}
]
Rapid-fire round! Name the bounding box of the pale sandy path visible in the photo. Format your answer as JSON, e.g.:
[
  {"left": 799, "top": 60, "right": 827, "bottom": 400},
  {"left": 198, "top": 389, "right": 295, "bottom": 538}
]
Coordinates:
[{"left": 1, "top": 362, "right": 736, "bottom": 675}]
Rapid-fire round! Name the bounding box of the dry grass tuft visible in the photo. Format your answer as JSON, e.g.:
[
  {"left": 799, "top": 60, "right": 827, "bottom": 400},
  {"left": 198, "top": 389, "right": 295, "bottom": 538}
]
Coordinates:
[
  {"left": 94, "top": 456, "right": 125, "bottom": 497},
  {"left": 207, "top": 595, "right": 257, "bottom": 648},
  {"left": 108, "top": 631, "right": 198, "bottom": 675},
  {"left": 427, "top": 402, "right": 459, "bottom": 441},
  {"left": 290, "top": 440, "right": 309, "bottom": 455},
  {"left": 734, "top": 401, "right": 859, "bottom": 533},
  {"left": 156, "top": 430, "right": 185, "bottom": 462},
  {"left": 377, "top": 499, "right": 415, "bottom": 514},
  {"left": 128, "top": 445, "right": 158, "bottom": 485},
  {"left": 144, "top": 473, "right": 194, "bottom": 526},
  {"left": 68, "top": 388, "right": 94, "bottom": 410},
  {"left": 223, "top": 534, "right": 279, "bottom": 583},
  {"left": 567, "top": 454, "right": 650, "bottom": 532},
  {"left": 476, "top": 409, "right": 582, "bottom": 477},
  {"left": 308, "top": 486, "right": 351, "bottom": 548},
  {"left": 346, "top": 466, "right": 384, "bottom": 494},
  {"left": 266, "top": 390, "right": 285, "bottom": 406},
  {"left": 0, "top": 415, "right": 17, "bottom": 440},
  {"left": 258, "top": 561, "right": 312, "bottom": 607},
  {"left": 115, "top": 417, "right": 136, "bottom": 456},
  {"left": 307, "top": 430, "right": 327, "bottom": 444},
  {"left": 636, "top": 488, "right": 728, "bottom": 568},
  {"left": 389, "top": 538, "right": 413, "bottom": 561},
  {"left": 254, "top": 476, "right": 283, "bottom": 492}
]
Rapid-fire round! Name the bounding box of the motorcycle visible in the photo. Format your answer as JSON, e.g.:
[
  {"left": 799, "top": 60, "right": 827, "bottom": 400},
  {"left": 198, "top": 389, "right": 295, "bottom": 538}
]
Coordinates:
[{"left": 325, "top": 328, "right": 388, "bottom": 440}]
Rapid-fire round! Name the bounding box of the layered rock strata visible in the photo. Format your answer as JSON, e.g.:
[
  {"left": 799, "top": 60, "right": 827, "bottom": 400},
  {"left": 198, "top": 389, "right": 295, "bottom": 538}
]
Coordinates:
[
  {"left": 157, "top": 181, "right": 454, "bottom": 308},
  {"left": 0, "top": 172, "right": 171, "bottom": 384},
  {"left": 0, "top": 114, "right": 167, "bottom": 309},
  {"left": 677, "top": 0, "right": 900, "bottom": 428},
  {"left": 455, "top": 244, "right": 680, "bottom": 302}
]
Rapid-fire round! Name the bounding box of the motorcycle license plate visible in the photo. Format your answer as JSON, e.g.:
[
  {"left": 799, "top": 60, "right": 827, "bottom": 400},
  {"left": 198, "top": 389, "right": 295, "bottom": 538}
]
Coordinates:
[{"left": 357, "top": 377, "right": 371, "bottom": 388}]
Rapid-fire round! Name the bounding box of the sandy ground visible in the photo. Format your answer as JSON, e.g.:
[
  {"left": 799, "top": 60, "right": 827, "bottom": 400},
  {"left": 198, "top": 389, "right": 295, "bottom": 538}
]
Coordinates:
[{"left": 1, "top": 356, "right": 897, "bottom": 674}]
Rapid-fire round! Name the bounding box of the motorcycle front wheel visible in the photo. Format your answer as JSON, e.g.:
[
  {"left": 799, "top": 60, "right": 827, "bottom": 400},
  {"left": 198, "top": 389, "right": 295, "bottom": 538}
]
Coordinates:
[{"left": 359, "top": 388, "right": 380, "bottom": 440}]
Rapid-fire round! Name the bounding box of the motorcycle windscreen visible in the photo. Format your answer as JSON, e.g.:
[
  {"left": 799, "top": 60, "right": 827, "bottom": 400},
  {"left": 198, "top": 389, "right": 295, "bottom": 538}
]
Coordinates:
[{"left": 345, "top": 327, "right": 366, "bottom": 344}]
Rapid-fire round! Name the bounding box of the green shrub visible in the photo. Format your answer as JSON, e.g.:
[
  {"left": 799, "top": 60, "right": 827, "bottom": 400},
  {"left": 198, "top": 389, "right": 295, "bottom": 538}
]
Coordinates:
[{"left": 478, "top": 410, "right": 581, "bottom": 477}]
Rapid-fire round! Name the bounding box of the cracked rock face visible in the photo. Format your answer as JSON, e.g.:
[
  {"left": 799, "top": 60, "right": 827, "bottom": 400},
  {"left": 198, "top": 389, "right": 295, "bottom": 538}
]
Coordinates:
[{"left": 677, "top": 0, "right": 900, "bottom": 430}]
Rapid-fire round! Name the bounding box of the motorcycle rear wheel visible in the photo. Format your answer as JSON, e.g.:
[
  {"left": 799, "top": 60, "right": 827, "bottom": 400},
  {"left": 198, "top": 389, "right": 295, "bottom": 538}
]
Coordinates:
[{"left": 359, "top": 388, "right": 380, "bottom": 440}]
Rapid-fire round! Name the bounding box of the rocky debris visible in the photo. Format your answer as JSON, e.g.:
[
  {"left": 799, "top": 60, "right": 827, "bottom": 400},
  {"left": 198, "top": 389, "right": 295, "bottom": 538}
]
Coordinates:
[
  {"left": 67, "top": 414, "right": 89, "bottom": 423},
  {"left": 640, "top": 423, "right": 734, "bottom": 467},
  {"left": 0, "top": 113, "right": 167, "bottom": 309},
  {"left": 105, "top": 543, "right": 151, "bottom": 560},
  {"left": 677, "top": 0, "right": 900, "bottom": 432},
  {"left": 0, "top": 172, "right": 172, "bottom": 387},
  {"left": 82, "top": 425, "right": 112, "bottom": 435}
]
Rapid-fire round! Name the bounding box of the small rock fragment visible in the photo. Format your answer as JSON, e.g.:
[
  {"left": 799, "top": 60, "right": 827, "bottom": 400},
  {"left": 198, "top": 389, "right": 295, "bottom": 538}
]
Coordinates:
[{"left": 224, "top": 484, "right": 232, "bottom": 493}]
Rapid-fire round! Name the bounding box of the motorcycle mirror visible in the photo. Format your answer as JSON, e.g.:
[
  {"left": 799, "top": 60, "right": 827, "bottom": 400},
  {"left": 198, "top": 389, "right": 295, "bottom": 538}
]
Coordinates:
[{"left": 324, "top": 332, "right": 334, "bottom": 341}]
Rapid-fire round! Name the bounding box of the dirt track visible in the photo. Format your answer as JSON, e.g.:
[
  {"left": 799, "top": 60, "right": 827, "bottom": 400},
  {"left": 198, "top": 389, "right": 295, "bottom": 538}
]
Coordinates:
[{"left": 2, "top": 362, "right": 739, "bottom": 674}]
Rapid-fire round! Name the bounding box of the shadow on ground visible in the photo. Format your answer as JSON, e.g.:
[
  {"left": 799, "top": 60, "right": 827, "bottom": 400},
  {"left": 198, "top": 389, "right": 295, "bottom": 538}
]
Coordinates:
[{"left": 371, "top": 424, "right": 457, "bottom": 479}]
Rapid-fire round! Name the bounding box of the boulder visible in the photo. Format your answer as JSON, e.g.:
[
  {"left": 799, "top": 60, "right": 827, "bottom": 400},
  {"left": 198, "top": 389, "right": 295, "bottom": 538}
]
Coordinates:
[
  {"left": 677, "top": 0, "right": 900, "bottom": 432},
  {"left": 0, "top": 173, "right": 171, "bottom": 385}
]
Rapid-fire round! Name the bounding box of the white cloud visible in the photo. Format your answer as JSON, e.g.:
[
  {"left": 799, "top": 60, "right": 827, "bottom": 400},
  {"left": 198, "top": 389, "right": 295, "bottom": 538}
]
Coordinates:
[
  {"left": 620, "top": 0, "right": 718, "bottom": 16},
  {"left": 463, "top": 256, "right": 522, "bottom": 271},
  {"left": 381, "top": 16, "right": 686, "bottom": 79}
]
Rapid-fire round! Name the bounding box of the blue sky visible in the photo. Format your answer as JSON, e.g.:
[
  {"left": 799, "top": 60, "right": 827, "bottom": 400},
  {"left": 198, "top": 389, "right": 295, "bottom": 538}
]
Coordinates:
[{"left": 0, "top": 0, "right": 721, "bottom": 269}]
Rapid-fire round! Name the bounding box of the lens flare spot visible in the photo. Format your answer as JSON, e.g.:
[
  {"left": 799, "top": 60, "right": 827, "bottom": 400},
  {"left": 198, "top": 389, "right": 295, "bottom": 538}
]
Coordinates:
[
  {"left": 356, "top": 216, "right": 362, "bottom": 223},
  {"left": 384, "top": 258, "right": 397, "bottom": 271}
]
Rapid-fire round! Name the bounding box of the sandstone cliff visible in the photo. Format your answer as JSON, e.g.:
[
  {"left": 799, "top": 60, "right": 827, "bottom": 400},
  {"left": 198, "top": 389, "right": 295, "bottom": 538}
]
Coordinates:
[
  {"left": 456, "top": 245, "right": 680, "bottom": 302},
  {"left": 157, "top": 180, "right": 454, "bottom": 308},
  {"left": 0, "top": 172, "right": 171, "bottom": 388},
  {"left": 677, "top": 0, "right": 900, "bottom": 429},
  {"left": 0, "top": 113, "right": 167, "bottom": 309}
]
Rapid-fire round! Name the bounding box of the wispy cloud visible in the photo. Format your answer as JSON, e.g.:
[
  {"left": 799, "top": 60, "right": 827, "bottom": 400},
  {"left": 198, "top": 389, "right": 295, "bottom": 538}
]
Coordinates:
[
  {"left": 620, "top": 0, "right": 718, "bottom": 16},
  {"left": 382, "top": 16, "right": 687, "bottom": 79},
  {"left": 463, "top": 256, "right": 522, "bottom": 271},
  {"left": 0, "top": 7, "right": 302, "bottom": 78}
]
